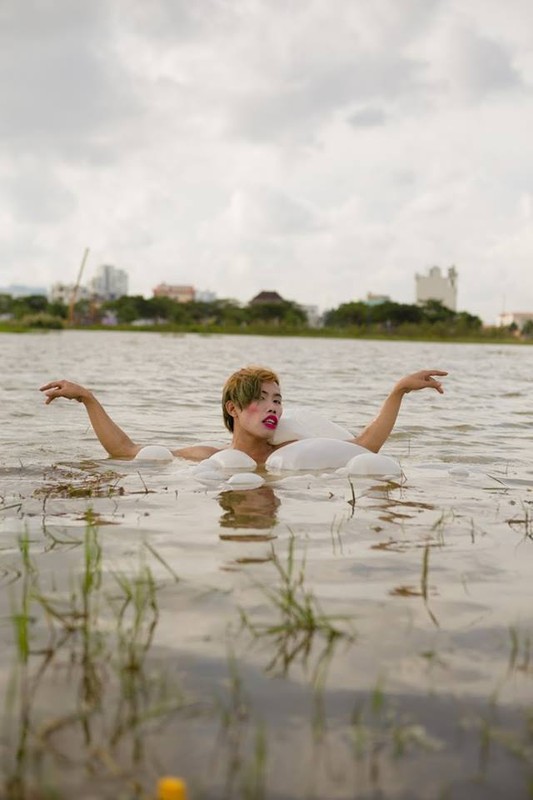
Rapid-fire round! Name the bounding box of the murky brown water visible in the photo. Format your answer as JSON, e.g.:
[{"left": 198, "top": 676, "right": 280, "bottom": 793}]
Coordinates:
[{"left": 1, "top": 331, "right": 533, "bottom": 799}]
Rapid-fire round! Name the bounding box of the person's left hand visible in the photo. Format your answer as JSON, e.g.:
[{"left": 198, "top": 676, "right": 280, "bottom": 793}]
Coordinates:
[{"left": 395, "top": 369, "right": 448, "bottom": 395}]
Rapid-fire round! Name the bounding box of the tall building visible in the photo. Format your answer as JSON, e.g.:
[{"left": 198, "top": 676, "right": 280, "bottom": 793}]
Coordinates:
[
  {"left": 415, "top": 266, "right": 457, "bottom": 311},
  {"left": 90, "top": 265, "right": 128, "bottom": 300}
]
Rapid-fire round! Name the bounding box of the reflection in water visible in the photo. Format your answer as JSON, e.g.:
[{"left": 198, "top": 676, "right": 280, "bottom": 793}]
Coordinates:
[{"left": 218, "top": 486, "right": 281, "bottom": 531}]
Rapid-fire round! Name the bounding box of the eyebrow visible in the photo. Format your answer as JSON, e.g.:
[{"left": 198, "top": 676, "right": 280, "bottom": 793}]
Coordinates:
[{"left": 261, "top": 390, "right": 282, "bottom": 399}]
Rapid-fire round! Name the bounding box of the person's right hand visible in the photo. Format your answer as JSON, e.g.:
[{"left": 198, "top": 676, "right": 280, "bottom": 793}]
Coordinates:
[{"left": 39, "top": 380, "right": 90, "bottom": 405}]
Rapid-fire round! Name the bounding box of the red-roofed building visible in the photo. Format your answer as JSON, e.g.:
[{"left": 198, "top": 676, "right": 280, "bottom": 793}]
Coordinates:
[{"left": 153, "top": 283, "right": 195, "bottom": 303}]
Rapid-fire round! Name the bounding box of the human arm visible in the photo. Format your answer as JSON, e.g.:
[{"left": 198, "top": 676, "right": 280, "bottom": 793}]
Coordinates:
[
  {"left": 353, "top": 369, "right": 447, "bottom": 453},
  {"left": 39, "top": 379, "right": 142, "bottom": 459}
]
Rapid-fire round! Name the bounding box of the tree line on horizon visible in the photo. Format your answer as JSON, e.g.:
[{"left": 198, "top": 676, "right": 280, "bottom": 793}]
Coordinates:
[{"left": 1, "top": 291, "right": 530, "bottom": 338}]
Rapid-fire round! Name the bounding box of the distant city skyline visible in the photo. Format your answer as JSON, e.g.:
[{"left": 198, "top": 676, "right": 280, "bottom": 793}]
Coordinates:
[
  {"left": 4, "top": 265, "right": 460, "bottom": 312},
  {"left": 0, "top": 263, "right": 490, "bottom": 317},
  {"left": 1, "top": 256, "right": 520, "bottom": 320}
]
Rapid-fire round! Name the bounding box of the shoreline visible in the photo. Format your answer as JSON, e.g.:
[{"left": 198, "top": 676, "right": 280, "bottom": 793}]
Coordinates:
[{"left": 0, "top": 321, "right": 529, "bottom": 345}]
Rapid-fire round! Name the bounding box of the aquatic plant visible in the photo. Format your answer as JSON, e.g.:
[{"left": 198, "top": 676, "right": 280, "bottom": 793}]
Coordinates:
[
  {"left": 34, "top": 465, "right": 125, "bottom": 501},
  {"left": 239, "top": 537, "right": 356, "bottom": 684},
  {"left": 508, "top": 625, "right": 532, "bottom": 676},
  {"left": 213, "top": 650, "right": 267, "bottom": 800},
  {"left": 350, "top": 681, "right": 444, "bottom": 790},
  {"left": 507, "top": 501, "right": 533, "bottom": 541},
  {"left": 2, "top": 521, "right": 186, "bottom": 800}
]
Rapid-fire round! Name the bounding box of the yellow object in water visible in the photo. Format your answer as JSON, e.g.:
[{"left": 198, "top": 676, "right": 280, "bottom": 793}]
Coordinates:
[{"left": 157, "top": 776, "right": 188, "bottom": 800}]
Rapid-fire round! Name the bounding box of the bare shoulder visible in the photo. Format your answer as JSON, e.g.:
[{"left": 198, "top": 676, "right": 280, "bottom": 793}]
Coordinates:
[{"left": 172, "top": 444, "right": 221, "bottom": 461}]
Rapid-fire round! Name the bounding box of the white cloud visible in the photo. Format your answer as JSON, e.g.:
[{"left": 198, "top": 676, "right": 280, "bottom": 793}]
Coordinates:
[
  {"left": 1, "top": 0, "right": 532, "bottom": 322},
  {"left": 348, "top": 107, "right": 388, "bottom": 128},
  {"left": 0, "top": 1, "right": 142, "bottom": 158},
  {"left": 220, "top": 186, "right": 321, "bottom": 239},
  {"left": 420, "top": 22, "right": 524, "bottom": 104}
]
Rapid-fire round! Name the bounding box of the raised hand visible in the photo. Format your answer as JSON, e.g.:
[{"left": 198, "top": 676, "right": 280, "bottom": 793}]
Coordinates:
[
  {"left": 394, "top": 369, "right": 448, "bottom": 395},
  {"left": 39, "top": 380, "right": 90, "bottom": 404}
]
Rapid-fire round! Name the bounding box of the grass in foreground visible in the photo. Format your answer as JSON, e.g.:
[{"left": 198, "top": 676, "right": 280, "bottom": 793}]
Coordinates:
[{"left": 239, "top": 537, "right": 356, "bottom": 685}]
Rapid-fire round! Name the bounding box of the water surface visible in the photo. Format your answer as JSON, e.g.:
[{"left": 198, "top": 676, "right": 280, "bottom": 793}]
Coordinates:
[{"left": 1, "top": 331, "right": 532, "bottom": 799}]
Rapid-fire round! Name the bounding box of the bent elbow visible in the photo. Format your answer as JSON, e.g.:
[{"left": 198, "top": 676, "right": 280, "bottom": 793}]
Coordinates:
[
  {"left": 354, "top": 436, "right": 381, "bottom": 453},
  {"left": 108, "top": 443, "right": 141, "bottom": 460}
]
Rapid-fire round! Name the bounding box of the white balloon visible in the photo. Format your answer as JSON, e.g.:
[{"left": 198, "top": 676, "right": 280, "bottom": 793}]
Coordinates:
[
  {"left": 206, "top": 449, "right": 257, "bottom": 469},
  {"left": 134, "top": 445, "right": 174, "bottom": 462},
  {"left": 345, "top": 453, "right": 402, "bottom": 478},
  {"left": 270, "top": 407, "right": 353, "bottom": 445},
  {"left": 226, "top": 473, "right": 265, "bottom": 488},
  {"left": 192, "top": 459, "right": 223, "bottom": 474},
  {"left": 266, "top": 438, "right": 368, "bottom": 472},
  {"left": 195, "top": 471, "right": 224, "bottom": 485}
]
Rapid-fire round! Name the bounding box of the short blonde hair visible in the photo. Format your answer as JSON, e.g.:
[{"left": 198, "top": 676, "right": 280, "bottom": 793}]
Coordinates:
[{"left": 222, "top": 366, "right": 280, "bottom": 432}]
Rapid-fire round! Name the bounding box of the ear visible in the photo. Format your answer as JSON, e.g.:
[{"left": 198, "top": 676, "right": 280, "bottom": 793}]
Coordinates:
[{"left": 225, "top": 400, "right": 239, "bottom": 419}]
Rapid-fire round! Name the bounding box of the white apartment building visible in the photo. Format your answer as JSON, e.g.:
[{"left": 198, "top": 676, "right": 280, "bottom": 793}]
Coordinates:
[
  {"left": 49, "top": 282, "right": 92, "bottom": 304},
  {"left": 497, "top": 311, "right": 533, "bottom": 330},
  {"left": 90, "top": 264, "right": 129, "bottom": 300},
  {"left": 415, "top": 266, "right": 458, "bottom": 311}
]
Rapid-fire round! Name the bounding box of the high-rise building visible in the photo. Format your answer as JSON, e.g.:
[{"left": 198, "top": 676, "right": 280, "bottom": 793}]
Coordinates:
[
  {"left": 90, "top": 265, "right": 128, "bottom": 300},
  {"left": 415, "top": 266, "right": 457, "bottom": 311}
]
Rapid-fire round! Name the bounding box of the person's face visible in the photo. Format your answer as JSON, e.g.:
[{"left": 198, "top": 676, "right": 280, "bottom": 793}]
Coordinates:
[{"left": 229, "top": 381, "right": 283, "bottom": 438}]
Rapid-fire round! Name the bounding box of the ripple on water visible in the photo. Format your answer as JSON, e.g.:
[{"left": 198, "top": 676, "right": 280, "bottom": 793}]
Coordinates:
[{"left": 2, "top": 333, "right": 533, "bottom": 798}]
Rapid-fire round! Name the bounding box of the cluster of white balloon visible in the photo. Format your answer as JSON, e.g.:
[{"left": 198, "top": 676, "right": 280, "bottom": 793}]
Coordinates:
[{"left": 133, "top": 408, "right": 403, "bottom": 488}]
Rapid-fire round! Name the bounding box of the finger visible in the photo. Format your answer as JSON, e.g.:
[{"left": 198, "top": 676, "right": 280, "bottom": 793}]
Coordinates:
[{"left": 39, "top": 380, "right": 62, "bottom": 392}]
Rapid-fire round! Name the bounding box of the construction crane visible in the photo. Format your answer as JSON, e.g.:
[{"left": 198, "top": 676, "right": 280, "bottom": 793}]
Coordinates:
[{"left": 68, "top": 247, "right": 90, "bottom": 325}]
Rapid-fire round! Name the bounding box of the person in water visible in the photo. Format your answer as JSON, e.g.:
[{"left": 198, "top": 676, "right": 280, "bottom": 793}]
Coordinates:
[{"left": 39, "top": 366, "right": 447, "bottom": 465}]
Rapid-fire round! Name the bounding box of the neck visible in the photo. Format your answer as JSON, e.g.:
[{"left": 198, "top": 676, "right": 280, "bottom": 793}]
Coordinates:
[{"left": 231, "top": 430, "right": 274, "bottom": 465}]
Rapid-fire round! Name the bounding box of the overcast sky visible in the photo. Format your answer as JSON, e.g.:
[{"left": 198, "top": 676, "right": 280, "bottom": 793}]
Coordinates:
[{"left": 1, "top": 0, "right": 532, "bottom": 322}]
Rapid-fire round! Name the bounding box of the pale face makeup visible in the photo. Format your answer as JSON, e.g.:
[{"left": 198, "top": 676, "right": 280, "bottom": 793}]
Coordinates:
[{"left": 230, "top": 381, "right": 283, "bottom": 438}]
